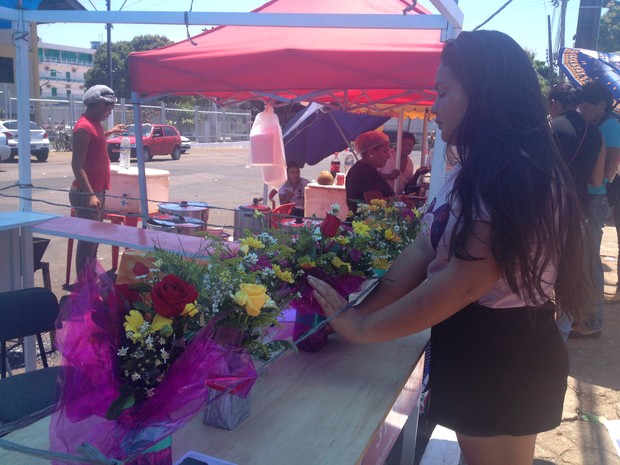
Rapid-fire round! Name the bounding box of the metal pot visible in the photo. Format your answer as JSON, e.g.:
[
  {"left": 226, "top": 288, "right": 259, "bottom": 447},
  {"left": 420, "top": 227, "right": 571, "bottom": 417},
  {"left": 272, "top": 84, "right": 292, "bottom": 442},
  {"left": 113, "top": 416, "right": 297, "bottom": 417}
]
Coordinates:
[
  {"left": 146, "top": 214, "right": 205, "bottom": 236},
  {"left": 233, "top": 198, "right": 271, "bottom": 240},
  {"left": 158, "top": 201, "right": 209, "bottom": 224},
  {"left": 146, "top": 214, "right": 180, "bottom": 233}
]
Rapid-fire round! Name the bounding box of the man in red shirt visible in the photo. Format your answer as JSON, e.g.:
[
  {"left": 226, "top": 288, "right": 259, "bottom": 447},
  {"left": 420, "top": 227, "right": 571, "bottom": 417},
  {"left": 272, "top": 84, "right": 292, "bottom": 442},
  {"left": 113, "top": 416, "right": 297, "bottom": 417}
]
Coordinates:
[{"left": 69, "top": 85, "right": 126, "bottom": 276}]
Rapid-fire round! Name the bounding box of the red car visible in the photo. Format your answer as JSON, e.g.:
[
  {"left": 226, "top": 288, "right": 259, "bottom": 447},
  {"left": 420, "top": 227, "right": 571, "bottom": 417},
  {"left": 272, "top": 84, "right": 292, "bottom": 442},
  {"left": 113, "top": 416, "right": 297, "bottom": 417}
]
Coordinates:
[{"left": 107, "top": 123, "right": 183, "bottom": 161}]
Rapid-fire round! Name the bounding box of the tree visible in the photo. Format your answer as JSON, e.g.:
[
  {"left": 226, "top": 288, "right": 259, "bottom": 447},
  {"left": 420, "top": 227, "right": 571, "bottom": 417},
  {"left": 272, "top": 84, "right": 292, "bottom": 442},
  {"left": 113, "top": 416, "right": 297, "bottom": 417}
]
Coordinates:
[
  {"left": 598, "top": 0, "right": 620, "bottom": 52},
  {"left": 524, "top": 48, "right": 557, "bottom": 96},
  {"left": 85, "top": 35, "right": 172, "bottom": 99}
]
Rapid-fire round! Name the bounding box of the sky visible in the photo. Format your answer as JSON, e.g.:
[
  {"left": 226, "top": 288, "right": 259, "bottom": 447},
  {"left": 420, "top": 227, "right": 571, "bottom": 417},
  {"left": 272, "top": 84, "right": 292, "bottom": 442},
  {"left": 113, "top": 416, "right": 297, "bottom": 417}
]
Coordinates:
[{"left": 36, "top": 0, "right": 581, "bottom": 61}]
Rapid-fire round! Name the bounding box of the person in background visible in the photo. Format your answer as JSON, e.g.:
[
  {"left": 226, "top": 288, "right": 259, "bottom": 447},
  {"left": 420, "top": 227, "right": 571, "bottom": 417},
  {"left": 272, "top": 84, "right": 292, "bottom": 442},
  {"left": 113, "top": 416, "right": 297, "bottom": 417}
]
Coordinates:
[
  {"left": 380, "top": 131, "right": 430, "bottom": 193},
  {"left": 310, "top": 30, "right": 591, "bottom": 465},
  {"left": 345, "top": 131, "right": 395, "bottom": 213},
  {"left": 69, "top": 85, "right": 126, "bottom": 276},
  {"left": 548, "top": 82, "right": 605, "bottom": 340},
  {"left": 277, "top": 161, "right": 310, "bottom": 218},
  {"left": 578, "top": 81, "right": 620, "bottom": 309}
]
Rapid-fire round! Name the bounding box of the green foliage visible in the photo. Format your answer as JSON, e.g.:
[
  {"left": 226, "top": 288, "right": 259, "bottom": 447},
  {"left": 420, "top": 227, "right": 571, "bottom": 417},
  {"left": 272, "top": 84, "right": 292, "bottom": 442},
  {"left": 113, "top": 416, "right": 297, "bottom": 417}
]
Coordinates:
[
  {"left": 85, "top": 34, "right": 184, "bottom": 101},
  {"left": 524, "top": 48, "right": 556, "bottom": 97},
  {"left": 599, "top": 0, "right": 620, "bottom": 52}
]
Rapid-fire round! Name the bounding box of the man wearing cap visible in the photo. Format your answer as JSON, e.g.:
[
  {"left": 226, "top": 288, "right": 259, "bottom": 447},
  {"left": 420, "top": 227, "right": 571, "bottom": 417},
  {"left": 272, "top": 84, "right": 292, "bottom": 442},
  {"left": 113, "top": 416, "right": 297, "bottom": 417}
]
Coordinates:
[
  {"left": 69, "top": 84, "right": 126, "bottom": 276},
  {"left": 346, "top": 130, "right": 395, "bottom": 213}
]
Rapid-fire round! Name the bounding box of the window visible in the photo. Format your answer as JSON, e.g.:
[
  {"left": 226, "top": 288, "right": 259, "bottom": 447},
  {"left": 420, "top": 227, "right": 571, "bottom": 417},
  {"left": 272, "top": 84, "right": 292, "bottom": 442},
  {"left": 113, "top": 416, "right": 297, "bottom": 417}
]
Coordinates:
[
  {"left": 163, "top": 126, "right": 177, "bottom": 137},
  {"left": 50, "top": 70, "right": 57, "bottom": 77},
  {"left": 0, "top": 57, "right": 14, "bottom": 83},
  {"left": 153, "top": 127, "right": 164, "bottom": 137},
  {"left": 51, "top": 88, "right": 57, "bottom": 97},
  {"left": 66, "top": 71, "right": 70, "bottom": 80}
]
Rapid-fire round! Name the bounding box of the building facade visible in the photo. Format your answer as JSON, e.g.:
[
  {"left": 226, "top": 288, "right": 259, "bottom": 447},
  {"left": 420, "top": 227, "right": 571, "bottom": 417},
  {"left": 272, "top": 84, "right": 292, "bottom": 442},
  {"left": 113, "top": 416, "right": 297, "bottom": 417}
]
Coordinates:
[{"left": 38, "top": 41, "right": 96, "bottom": 101}]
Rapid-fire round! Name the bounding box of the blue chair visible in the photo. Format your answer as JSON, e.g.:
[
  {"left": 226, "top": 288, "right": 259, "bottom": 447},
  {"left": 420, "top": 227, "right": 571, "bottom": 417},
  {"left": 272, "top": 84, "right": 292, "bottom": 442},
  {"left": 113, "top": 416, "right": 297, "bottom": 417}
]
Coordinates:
[{"left": 0, "top": 288, "right": 61, "bottom": 429}]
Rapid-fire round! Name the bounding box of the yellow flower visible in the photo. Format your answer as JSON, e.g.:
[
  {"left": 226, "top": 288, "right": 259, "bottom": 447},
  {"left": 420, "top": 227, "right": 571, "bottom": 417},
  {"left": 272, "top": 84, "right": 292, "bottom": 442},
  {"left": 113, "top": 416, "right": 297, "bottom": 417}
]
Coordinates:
[
  {"left": 335, "top": 236, "right": 350, "bottom": 246},
  {"left": 273, "top": 264, "right": 294, "bottom": 284},
  {"left": 181, "top": 301, "right": 199, "bottom": 317},
  {"left": 240, "top": 237, "right": 265, "bottom": 254},
  {"left": 352, "top": 221, "right": 371, "bottom": 237},
  {"left": 372, "top": 257, "right": 391, "bottom": 270},
  {"left": 233, "top": 290, "right": 248, "bottom": 307},
  {"left": 384, "top": 229, "right": 401, "bottom": 243},
  {"left": 370, "top": 198, "right": 387, "bottom": 207},
  {"left": 239, "top": 283, "right": 269, "bottom": 317},
  {"left": 150, "top": 314, "right": 173, "bottom": 335},
  {"left": 331, "top": 256, "right": 352, "bottom": 273},
  {"left": 124, "top": 310, "right": 144, "bottom": 338}
]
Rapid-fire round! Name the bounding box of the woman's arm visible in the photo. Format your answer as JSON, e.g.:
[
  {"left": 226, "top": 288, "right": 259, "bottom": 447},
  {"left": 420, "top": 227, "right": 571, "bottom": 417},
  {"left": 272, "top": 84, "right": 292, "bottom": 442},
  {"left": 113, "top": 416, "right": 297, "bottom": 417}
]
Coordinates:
[
  {"left": 603, "top": 142, "right": 619, "bottom": 180},
  {"left": 589, "top": 141, "right": 606, "bottom": 186},
  {"left": 310, "top": 221, "right": 499, "bottom": 343}
]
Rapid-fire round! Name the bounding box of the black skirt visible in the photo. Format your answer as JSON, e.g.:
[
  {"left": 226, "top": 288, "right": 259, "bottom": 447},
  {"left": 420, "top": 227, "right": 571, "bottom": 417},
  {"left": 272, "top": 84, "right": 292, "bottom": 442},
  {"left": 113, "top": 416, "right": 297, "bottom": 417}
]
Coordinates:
[{"left": 425, "top": 300, "right": 568, "bottom": 437}]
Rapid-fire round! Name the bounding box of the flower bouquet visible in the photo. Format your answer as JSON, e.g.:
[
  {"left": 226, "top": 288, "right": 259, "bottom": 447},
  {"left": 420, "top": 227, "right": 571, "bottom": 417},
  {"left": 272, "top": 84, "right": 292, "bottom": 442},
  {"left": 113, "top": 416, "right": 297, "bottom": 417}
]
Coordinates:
[
  {"left": 49, "top": 254, "right": 264, "bottom": 464},
  {"left": 277, "top": 201, "right": 422, "bottom": 352},
  {"left": 346, "top": 198, "right": 422, "bottom": 276}
]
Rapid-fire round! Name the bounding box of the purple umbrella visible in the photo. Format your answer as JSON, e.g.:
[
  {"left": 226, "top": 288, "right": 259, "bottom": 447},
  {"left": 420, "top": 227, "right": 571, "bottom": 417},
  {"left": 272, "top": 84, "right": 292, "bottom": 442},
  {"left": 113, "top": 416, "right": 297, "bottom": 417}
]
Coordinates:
[{"left": 283, "top": 103, "right": 389, "bottom": 168}]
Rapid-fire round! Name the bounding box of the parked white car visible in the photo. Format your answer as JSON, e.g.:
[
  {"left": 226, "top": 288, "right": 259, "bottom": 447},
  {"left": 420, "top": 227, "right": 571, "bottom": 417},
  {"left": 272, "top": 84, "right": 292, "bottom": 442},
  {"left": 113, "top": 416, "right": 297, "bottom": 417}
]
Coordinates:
[
  {"left": 180, "top": 135, "right": 191, "bottom": 153},
  {"left": 0, "top": 133, "right": 10, "bottom": 162},
  {"left": 0, "top": 120, "right": 51, "bottom": 162}
]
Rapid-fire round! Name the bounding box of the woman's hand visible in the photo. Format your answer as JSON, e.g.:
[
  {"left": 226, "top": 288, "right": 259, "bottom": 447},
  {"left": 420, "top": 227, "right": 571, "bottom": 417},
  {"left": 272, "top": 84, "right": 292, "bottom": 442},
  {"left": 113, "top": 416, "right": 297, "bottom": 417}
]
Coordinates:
[{"left": 308, "top": 276, "right": 364, "bottom": 343}]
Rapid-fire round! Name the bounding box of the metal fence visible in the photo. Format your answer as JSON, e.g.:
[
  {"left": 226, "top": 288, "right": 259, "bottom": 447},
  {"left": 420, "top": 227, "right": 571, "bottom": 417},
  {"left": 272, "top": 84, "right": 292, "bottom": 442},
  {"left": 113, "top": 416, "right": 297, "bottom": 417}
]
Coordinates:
[{"left": 9, "top": 96, "right": 252, "bottom": 144}]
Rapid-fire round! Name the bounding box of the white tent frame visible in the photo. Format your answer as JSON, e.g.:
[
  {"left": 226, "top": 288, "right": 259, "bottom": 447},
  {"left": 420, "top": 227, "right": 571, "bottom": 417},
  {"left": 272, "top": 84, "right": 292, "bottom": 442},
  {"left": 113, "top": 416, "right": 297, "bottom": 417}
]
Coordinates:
[{"left": 0, "top": 1, "right": 461, "bottom": 370}]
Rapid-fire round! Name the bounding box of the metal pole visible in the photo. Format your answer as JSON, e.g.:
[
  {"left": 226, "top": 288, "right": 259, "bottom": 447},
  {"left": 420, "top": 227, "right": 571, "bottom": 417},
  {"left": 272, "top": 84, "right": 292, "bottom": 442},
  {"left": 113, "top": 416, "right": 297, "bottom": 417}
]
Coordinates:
[
  {"left": 132, "top": 92, "right": 149, "bottom": 226},
  {"left": 106, "top": 0, "right": 112, "bottom": 88}
]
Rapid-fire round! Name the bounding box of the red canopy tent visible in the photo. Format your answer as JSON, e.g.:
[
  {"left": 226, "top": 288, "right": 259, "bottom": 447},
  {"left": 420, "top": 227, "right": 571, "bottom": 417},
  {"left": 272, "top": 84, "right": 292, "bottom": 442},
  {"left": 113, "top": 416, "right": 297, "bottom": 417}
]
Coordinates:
[
  {"left": 127, "top": 0, "right": 452, "bottom": 218},
  {"left": 128, "top": 0, "right": 443, "bottom": 115}
]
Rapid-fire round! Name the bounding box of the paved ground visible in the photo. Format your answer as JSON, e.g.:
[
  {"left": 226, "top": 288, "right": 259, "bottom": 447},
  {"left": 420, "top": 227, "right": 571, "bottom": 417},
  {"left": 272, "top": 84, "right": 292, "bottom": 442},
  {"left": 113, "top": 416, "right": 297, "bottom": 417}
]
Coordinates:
[{"left": 2, "top": 144, "right": 619, "bottom": 464}]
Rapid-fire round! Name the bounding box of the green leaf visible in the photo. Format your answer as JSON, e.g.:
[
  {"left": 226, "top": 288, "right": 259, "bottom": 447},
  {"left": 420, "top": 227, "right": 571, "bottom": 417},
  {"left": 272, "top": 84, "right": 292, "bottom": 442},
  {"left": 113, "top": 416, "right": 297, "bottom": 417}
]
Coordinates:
[{"left": 105, "top": 392, "right": 136, "bottom": 420}]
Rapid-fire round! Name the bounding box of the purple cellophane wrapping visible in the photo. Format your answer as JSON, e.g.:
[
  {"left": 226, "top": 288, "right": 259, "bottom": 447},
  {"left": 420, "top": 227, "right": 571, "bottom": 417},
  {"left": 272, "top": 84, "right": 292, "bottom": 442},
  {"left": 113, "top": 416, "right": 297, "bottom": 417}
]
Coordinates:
[
  {"left": 49, "top": 263, "right": 257, "bottom": 464},
  {"left": 288, "top": 272, "right": 365, "bottom": 352}
]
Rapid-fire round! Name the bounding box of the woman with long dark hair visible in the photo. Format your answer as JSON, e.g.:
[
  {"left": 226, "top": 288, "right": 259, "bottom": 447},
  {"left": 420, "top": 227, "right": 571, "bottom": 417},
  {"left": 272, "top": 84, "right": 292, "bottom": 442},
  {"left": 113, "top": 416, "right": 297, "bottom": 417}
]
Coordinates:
[{"left": 309, "top": 30, "right": 592, "bottom": 464}]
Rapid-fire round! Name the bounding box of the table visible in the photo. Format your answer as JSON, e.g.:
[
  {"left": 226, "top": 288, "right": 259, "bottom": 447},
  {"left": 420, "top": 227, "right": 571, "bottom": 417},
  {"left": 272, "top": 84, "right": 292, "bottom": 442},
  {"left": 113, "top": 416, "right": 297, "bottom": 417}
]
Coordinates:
[
  {"left": 304, "top": 182, "right": 349, "bottom": 220},
  {"left": 0, "top": 331, "right": 429, "bottom": 465}
]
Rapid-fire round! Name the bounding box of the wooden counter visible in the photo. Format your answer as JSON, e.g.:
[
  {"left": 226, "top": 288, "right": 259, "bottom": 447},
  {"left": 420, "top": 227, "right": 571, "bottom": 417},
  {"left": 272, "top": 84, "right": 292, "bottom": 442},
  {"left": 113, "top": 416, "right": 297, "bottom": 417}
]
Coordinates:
[{"left": 0, "top": 331, "right": 428, "bottom": 465}]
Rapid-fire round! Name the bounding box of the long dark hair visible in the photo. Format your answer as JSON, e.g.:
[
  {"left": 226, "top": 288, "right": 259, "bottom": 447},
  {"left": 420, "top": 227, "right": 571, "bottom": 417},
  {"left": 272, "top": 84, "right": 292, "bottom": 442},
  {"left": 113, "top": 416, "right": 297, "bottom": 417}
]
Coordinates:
[
  {"left": 549, "top": 82, "right": 582, "bottom": 108},
  {"left": 442, "top": 30, "right": 591, "bottom": 318},
  {"left": 581, "top": 80, "right": 615, "bottom": 121}
]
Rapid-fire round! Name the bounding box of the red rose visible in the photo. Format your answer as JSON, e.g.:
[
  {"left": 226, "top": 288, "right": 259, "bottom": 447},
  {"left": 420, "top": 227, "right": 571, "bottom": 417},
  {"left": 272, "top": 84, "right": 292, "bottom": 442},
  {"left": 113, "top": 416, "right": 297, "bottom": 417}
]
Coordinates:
[
  {"left": 132, "top": 261, "right": 150, "bottom": 276},
  {"left": 151, "top": 274, "right": 199, "bottom": 318},
  {"left": 115, "top": 283, "right": 141, "bottom": 308},
  {"left": 320, "top": 213, "right": 341, "bottom": 238}
]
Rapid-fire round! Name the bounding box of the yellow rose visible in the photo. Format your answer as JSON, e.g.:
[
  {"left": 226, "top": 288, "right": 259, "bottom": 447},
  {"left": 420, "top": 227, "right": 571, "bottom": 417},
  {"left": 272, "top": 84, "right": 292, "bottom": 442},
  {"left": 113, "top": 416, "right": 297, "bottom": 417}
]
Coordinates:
[{"left": 239, "top": 283, "right": 269, "bottom": 317}]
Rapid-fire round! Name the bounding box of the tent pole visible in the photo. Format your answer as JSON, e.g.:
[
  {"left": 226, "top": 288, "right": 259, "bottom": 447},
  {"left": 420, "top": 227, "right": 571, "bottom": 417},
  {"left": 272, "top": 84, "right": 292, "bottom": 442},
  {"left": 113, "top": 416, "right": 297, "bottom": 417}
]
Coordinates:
[
  {"left": 132, "top": 92, "right": 149, "bottom": 227},
  {"left": 421, "top": 108, "right": 429, "bottom": 167},
  {"left": 393, "top": 108, "right": 404, "bottom": 194}
]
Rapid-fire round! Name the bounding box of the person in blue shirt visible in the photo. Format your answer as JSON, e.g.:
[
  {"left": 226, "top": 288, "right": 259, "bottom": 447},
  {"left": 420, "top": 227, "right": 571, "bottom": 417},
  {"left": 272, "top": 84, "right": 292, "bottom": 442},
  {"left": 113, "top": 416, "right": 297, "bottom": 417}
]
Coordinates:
[{"left": 575, "top": 81, "right": 620, "bottom": 336}]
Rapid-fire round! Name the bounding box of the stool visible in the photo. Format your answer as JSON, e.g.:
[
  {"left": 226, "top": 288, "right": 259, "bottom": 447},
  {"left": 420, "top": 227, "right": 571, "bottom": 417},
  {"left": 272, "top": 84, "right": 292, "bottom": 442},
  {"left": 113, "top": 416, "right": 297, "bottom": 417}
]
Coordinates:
[{"left": 65, "top": 208, "right": 139, "bottom": 286}]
